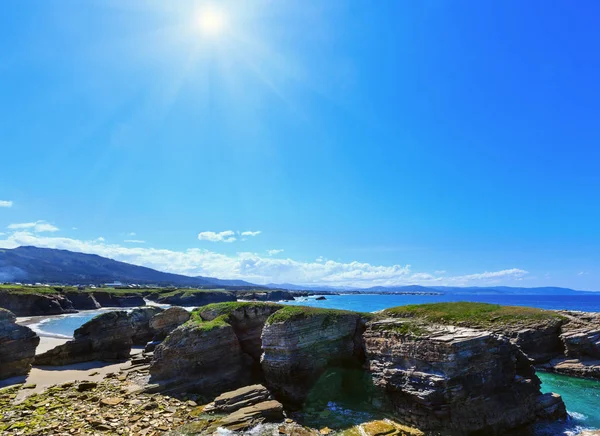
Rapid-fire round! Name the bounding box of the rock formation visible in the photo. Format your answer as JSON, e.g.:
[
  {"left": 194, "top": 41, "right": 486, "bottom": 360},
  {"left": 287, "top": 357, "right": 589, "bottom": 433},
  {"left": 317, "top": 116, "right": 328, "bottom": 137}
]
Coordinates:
[
  {"left": 0, "top": 290, "right": 76, "bottom": 316},
  {"left": 153, "top": 290, "right": 235, "bottom": 307},
  {"left": 149, "top": 318, "right": 253, "bottom": 394},
  {"left": 149, "top": 306, "right": 191, "bottom": 340},
  {"left": 90, "top": 291, "right": 145, "bottom": 308},
  {"left": 260, "top": 306, "right": 362, "bottom": 405},
  {"left": 363, "top": 318, "right": 565, "bottom": 434},
  {"left": 35, "top": 311, "right": 135, "bottom": 365},
  {"left": 62, "top": 291, "right": 101, "bottom": 310},
  {"left": 128, "top": 307, "right": 163, "bottom": 344},
  {"left": 147, "top": 302, "right": 568, "bottom": 434},
  {"left": 0, "top": 308, "right": 39, "bottom": 380}
]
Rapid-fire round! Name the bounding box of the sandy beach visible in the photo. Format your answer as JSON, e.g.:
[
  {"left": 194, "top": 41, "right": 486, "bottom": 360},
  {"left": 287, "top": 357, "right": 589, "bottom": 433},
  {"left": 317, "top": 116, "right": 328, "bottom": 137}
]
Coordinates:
[{"left": 2, "top": 314, "right": 140, "bottom": 400}]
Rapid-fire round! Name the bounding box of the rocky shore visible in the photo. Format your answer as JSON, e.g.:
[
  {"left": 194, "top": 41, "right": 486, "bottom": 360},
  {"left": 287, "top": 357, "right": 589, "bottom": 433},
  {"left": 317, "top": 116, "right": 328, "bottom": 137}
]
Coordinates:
[
  {"left": 3, "top": 301, "right": 599, "bottom": 434},
  {"left": 0, "top": 287, "right": 304, "bottom": 317}
]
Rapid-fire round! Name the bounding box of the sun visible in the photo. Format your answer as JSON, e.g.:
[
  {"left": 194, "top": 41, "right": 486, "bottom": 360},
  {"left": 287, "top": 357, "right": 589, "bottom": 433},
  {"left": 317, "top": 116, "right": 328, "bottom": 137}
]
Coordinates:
[{"left": 197, "top": 7, "right": 227, "bottom": 36}]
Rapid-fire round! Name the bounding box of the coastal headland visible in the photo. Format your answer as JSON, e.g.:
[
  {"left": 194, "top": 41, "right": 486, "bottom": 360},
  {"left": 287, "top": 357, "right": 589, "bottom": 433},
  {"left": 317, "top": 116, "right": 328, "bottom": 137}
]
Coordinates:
[{"left": 3, "top": 295, "right": 600, "bottom": 434}]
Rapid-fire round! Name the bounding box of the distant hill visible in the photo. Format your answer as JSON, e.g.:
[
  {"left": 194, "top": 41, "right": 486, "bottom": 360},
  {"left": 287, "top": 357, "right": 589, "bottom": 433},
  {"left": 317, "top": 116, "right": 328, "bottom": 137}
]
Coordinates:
[
  {"left": 0, "top": 246, "right": 250, "bottom": 287},
  {"left": 268, "top": 283, "right": 593, "bottom": 295}
]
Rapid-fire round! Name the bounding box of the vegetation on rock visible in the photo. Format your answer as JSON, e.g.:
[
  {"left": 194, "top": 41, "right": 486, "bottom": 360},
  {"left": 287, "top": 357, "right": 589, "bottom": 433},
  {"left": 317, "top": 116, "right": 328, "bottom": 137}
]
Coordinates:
[{"left": 383, "top": 302, "right": 565, "bottom": 328}]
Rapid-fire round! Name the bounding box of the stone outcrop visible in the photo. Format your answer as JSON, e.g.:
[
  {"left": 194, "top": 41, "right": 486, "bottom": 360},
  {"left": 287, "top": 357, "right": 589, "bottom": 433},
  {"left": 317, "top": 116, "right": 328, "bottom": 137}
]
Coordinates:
[
  {"left": 62, "top": 291, "right": 101, "bottom": 310},
  {"left": 128, "top": 307, "right": 163, "bottom": 344},
  {"left": 362, "top": 318, "right": 566, "bottom": 434},
  {"left": 204, "top": 384, "right": 272, "bottom": 413},
  {"left": 149, "top": 320, "right": 253, "bottom": 394},
  {"left": 0, "top": 309, "right": 39, "bottom": 380},
  {"left": 149, "top": 306, "right": 190, "bottom": 340},
  {"left": 0, "top": 290, "right": 76, "bottom": 316},
  {"left": 35, "top": 311, "right": 135, "bottom": 365},
  {"left": 154, "top": 290, "right": 235, "bottom": 307},
  {"left": 498, "top": 320, "right": 565, "bottom": 363},
  {"left": 260, "top": 307, "right": 362, "bottom": 405},
  {"left": 197, "top": 302, "right": 282, "bottom": 361},
  {"left": 236, "top": 290, "right": 297, "bottom": 302},
  {"left": 91, "top": 291, "right": 145, "bottom": 308},
  {"left": 217, "top": 399, "right": 284, "bottom": 431},
  {"left": 148, "top": 302, "right": 569, "bottom": 434}
]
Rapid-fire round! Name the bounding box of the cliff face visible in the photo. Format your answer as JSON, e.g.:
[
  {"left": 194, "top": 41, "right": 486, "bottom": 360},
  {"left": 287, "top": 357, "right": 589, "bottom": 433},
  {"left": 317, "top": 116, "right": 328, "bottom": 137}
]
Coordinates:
[
  {"left": 155, "top": 290, "right": 236, "bottom": 307},
  {"left": 260, "top": 307, "right": 362, "bottom": 405},
  {"left": 148, "top": 302, "right": 567, "bottom": 434},
  {"left": 363, "top": 319, "right": 564, "bottom": 434},
  {"left": 0, "top": 291, "right": 76, "bottom": 316},
  {"left": 197, "top": 303, "right": 282, "bottom": 361},
  {"left": 149, "top": 321, "right": 253, "bottom": 395},
  {"left": 0, "top": 309, "right": 39, "bottom": 380}
]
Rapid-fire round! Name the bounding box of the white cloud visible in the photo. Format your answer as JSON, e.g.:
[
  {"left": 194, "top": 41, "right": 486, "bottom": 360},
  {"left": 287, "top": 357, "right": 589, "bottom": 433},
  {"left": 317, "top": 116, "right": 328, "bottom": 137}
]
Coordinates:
[
  {"left": 267, "top": 249, "right": 284, "bottom": 256},
  {"left": 240, "top": 231, "right": 261, "bottom": 237},
  {"left": 578, "top": 271, "right": 588, "bottom": 276},
  {"left": 198, "top": 230, "right": 237, "bottom": 243},
  {"left": 96, "top": 237, "right": 105, "bottom": 242},
  {"left": 128, "top": 232, "right": 136, "bottom": 236},
  {"left": 0, "top": 200, "right": 13, "bottom": 208},
  {"left": 0, "top": 229, "right": 530, "bottom": 288},
  {"left": 7, "top": 221, "right": 59, "bottom": 233},
  {"left": 124, "top": 239, "right": 146, "bottom": 244}
]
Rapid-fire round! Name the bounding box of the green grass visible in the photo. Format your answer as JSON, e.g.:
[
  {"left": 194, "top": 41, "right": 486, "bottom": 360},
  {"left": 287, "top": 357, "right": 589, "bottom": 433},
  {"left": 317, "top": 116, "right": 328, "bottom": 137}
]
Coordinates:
[
  {"left": 157, "top": 288, "right": 233, "bottom": 298},
  {"left": 0, "top": 285, "right": 77, "bottom": 294},
  {"left": 369, "top": 320, "right": 426, "bottom": 337},
  {"left": 382, "top": 302, "right": 564, "bottom": 328},
  {"left": 194, "top": 301, "right": 283, "bottom": 317},
  {"left": 266, "top": 305, "right": 356, "bottom": 326}
]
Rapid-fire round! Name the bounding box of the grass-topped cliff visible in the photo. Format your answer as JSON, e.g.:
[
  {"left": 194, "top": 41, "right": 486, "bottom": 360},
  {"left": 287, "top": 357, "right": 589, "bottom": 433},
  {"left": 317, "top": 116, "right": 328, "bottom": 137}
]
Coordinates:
[{"left": 382, "top": 302, "right": 565, "bottom": 328}]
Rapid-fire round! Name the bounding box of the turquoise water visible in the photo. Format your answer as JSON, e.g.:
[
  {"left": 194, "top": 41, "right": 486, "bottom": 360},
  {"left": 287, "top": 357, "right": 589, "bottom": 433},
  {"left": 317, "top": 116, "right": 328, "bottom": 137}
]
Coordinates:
[
  {"left": 287, "top": 293, "right": 600, "bottom": 312},
  {"left": 29, "top": 309, "right": 110, "bottom": 338}
]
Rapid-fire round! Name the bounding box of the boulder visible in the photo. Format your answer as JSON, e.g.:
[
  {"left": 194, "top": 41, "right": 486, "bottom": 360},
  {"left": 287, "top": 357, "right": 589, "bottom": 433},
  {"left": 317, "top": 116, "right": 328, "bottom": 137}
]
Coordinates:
[
  {"left": 0, "top": 290, "right": 76, "bottom": 316},
  {"left": 260, "top": 307, "right": 362, "bottom": 405},
  {"left": 217, "top": 400, "right": 285, "bottom": 431},
  {"left": 204, "top": 384, "right": 272, "bottom": 413},
  {"left": 128, "top": 306, "right": 163, "bottom": 344},
  {"left": 35, "top": 311, "right": 134, "bottom": 365},
  {"left": 363, "top": 318, "right": 567, "bottom": 434},
  {"left": 0, "top": 308, "right": 39, "bottom": 379},
  {"left": 149, "top": 307, "right": 190, "bottom": 341}
]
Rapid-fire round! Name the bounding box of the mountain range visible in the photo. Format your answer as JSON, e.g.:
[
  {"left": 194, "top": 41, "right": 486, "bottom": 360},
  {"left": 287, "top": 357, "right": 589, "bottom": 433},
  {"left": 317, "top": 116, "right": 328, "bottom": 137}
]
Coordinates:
[
  {"left": 0, "top": 246, "right": 594, "bottom": 294},
  {"left": 0, "top": 246, "right": 255, "bottom": 288}
]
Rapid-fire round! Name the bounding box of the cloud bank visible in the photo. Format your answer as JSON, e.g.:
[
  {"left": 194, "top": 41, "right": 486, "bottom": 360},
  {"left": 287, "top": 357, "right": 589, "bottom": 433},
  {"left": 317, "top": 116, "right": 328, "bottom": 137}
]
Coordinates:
[
  {"left": 0, "top": 200, "right": 13, "bottom": 208},
  {"left": 0, "top": 230, "right": 528, "bottom": 288}
]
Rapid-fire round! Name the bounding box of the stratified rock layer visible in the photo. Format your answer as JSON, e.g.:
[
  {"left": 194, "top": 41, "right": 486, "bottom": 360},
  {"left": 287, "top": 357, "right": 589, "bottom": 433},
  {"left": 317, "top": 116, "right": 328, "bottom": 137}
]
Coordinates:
[
  {"left": 0, "top": 309, "right": 39, "bottom": 380},
  {"left": 0, "top": 291, "right": 76, "bottom": 316},
  {"left": 35, "top": 311, "right": 135, "bottom": 365},
  {"left": 363, "top": 319, "right": 565, "bottom": 434},
  {"left": 149, "top": 306, "right": 191, "bottom": 340},
  {"left": 128, "top": 307, "right": 163, "bottom": 344},
  {"left": 149, "top": 321, "right": 252, "bottom": 394},
  {"left": 260, "top": 308, "right": 362, "bottom": 405}
]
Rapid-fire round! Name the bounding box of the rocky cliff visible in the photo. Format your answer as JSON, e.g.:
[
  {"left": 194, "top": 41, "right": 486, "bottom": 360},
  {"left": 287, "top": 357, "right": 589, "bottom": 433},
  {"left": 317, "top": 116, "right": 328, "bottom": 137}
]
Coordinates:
[
  {"left": 0, "top": 308, "right": 39, "bottom": 380},
  {"left": 363, "top": 318, "right": 565, "bottom": 434},
  {"left": 260, "top": 306, "right": 363, "bottom": 405},
  {"left": 0, "top": 290, "right": 76, "bottom": 316},
  {"left": 35, "top": 307, "right": 163, "bottom": 365},
  {"left": 147, "top": 302, "right": 568, "bottom": 435}
]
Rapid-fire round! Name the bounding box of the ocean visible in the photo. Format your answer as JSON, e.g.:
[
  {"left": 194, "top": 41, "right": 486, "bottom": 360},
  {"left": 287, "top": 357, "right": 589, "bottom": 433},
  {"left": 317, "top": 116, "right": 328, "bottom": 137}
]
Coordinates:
[{"left": 22, "top": 292, "right": 600, "bottom": 435}]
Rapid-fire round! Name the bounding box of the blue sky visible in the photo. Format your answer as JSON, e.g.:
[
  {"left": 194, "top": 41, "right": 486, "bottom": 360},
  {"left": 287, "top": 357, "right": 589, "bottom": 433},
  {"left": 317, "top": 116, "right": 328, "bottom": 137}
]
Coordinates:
[{"left": 1, "top": 1, "right": 599, "bottom": 289}]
